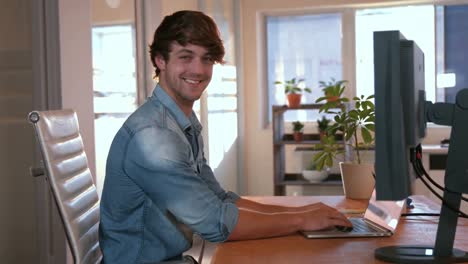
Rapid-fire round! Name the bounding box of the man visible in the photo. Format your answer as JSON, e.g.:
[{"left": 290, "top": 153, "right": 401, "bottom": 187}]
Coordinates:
[{"left": 99, "top": 10, "right": 351, "bottom": 264}]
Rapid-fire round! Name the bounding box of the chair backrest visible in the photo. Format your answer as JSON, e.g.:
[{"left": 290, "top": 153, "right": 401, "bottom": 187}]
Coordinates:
[{"left": 28, "top": 109, "right": 102, "bottom": 264}]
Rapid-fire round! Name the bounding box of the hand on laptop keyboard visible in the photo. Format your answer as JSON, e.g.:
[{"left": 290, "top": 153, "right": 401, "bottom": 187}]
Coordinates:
[{"left": 335, "top": 225, "right": 353, "bottom": 232}]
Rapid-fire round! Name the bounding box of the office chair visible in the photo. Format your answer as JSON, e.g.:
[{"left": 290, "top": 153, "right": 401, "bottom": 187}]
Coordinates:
[{"left": 28, "top": 109, "right": 102, "bottom": 264}]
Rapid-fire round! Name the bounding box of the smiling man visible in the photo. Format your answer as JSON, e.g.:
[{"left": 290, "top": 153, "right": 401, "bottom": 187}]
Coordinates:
[{"left": 99, "top": 10, "right": 351, "bottom": 264}]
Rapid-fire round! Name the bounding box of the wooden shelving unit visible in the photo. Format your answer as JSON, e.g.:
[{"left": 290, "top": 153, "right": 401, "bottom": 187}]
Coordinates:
[{"left": 272, "top": 104, "right": 344, "bottom": 195}]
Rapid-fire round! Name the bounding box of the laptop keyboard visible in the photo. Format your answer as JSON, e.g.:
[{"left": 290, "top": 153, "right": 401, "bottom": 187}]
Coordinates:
[{"left": 349, "top": 218, "right": 378, "bottom": 233}]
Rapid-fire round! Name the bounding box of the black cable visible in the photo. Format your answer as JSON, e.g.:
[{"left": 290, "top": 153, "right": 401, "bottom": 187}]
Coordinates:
[
  {"left": 413, "top": 162, "right": 443, "bottom": 201},
  {"left": 413, "top": 144, "right": 468, "bottom": 202},
  {"left": 417, "top": 157, "right": 468, "bottom": 202},
  {"left": 416, "top": 159, "right": 444, "bottom": 192},
  {"left": 410, "top": 162, "right": 468, "bottom": 218},
  {"left": 410, "top": 147, "right": 468, "bottom": 218},
  {"left": 401, "top": 213, "right": 440, "bottom": 217},
  {"left": 401, "top": 212, "right": 468, "bottom": 219}
]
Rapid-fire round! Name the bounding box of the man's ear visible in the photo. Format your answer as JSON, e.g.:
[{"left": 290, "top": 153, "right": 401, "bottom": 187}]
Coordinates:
[{"left": 154, "top": 54, "right": 166, "bottom": 71}]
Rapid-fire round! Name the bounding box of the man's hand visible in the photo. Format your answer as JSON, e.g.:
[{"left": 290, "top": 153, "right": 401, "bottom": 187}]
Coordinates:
[
  {"left": 298, "top": 203, "right": 352, "bottom": 231},
  {"left": 227, "top": 200, "right": 351, "bottom": 241}
]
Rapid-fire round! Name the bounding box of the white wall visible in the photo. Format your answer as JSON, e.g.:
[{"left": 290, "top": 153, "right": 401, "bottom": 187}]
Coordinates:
[
  {"left": 0, "top": 0, "right": 37, "bottom": 262},
  {"left": 92, "top": 0, "right": 135, "bottom": 25},
  {"left": 0, "top": 0, "right": 95, "bottom": 261},
  {"left": 59, "top": 0, "right": 95, "bottom": 178}
]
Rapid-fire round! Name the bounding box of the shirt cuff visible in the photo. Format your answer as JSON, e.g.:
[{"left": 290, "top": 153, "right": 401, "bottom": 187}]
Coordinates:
[{"left": 220, "top": 202, "right": 239, "bottom": 241}]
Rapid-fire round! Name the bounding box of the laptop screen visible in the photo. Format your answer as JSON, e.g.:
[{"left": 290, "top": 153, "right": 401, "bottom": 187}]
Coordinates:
[{"left": 363, "top": 190, "right": 406, "bottom": 232}]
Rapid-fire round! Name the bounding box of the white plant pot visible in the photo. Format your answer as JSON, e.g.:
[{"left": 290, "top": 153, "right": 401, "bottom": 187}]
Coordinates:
[
  {"left": 339, "top": 162, "right": 375, "bottom": 199},
  {"left": 302, "top": 170, "right": 328, "bottom": 182}
]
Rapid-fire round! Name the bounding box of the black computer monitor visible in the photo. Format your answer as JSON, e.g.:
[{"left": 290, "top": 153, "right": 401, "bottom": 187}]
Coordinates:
[
  {"left": 373, "top": 30, "right": 468, "bottom": 263},
  {"left": 374, "top": 30, "right": 426, "bottom": 201}
]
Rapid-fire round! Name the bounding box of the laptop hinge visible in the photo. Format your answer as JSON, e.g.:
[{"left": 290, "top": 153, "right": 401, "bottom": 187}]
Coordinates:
[{"left": 363, "top": 218, "right": 392, "bottom": 233}]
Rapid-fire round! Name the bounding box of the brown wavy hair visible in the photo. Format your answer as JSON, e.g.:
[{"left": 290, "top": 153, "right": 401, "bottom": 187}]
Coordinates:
[{"left": 149, "top": 10, "right": 225, "bottom": 77}]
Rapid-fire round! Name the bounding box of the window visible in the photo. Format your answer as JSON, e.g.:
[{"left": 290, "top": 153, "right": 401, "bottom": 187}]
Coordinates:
[
  {"left": 266, "top": 13, "right": 342, "bottom": 123},
  {"left": 355, "top": 4, "right": 468, "bottom": 104},
  {"left": 265, "top": 4, "right": 468, "bottom": 126},
  {"left": 92, "top": 25, "right": 137, "bottom": 114},
  {"left": 439, "top": 4, "right": 468, "bottom": 103},
  {"left": 203, "top": 64, "right": 238, "bottom": 170},
  {"left": 355, "top": 5, "right": 436, "bottom": 102},
  {"left": 92, "top": 24, "right": 137, "bottom": 196}
]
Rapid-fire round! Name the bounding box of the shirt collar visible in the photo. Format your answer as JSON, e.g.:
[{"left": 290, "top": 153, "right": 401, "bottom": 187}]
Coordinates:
[{"left": 152, "top": 84, "right": 202, "bottom": 133}]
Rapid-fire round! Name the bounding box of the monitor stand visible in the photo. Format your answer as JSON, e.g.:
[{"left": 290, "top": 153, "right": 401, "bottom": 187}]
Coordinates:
[
  {"left": 375, "top": 190, "right": 468, "bottom": 263},
  {"left": 376, "top": 246, "right": 467, "bottom": 264},
  {"left": 376, "top": 89, "right": 468, "bottom": 263}
]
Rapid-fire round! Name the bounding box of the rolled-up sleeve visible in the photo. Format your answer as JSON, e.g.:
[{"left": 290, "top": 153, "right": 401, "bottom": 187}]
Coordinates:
[
  {"left": 218, "top": 202, "right": 239, "bottom": 240},
  {"left": 199, "top": 162, "right": 241, "bottom": 203},
  {"left": 124, "top": 126, "right": 239, "bottom": 242}
]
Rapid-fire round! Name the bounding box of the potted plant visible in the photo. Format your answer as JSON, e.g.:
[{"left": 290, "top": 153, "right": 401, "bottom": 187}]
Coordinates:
[
  {"left": 317, "top": 116, "right": 331, "bottom": 141},
  {"left": 275, "top": 77, "right": 311, "bottom": 107},
  {"left": 292, "top": 121, "right": 304, "bottom": 142},
  {"left": 312, "top": 94, "right": 376, "bottom": 199},
  {"left": 315, "top": 78, "right": 349, "bottom": 103},
  {"left": 302, "top": 160, "right": 328, "bottom": 182}
]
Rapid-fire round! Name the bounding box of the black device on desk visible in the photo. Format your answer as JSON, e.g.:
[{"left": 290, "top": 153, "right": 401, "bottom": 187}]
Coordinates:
[
  {"left": 441, "top": 138, "right": 450, "bottom": 148},
  {"left": 374, "top": 30, "right": 468, "bottom": 263}
]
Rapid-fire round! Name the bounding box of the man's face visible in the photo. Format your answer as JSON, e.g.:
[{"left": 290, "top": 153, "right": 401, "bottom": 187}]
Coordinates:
[{"left": 155, "top": 42, "right": 214, "bottom": 108}]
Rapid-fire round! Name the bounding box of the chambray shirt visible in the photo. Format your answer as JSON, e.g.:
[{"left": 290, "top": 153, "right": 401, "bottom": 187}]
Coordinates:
[{"left": 99, "top": 85, "right": 240, "bottom": 263}]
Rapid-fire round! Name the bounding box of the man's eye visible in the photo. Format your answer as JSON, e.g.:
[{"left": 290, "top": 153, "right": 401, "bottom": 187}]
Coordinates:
[
  {"left": 180, "top": 56, "right": 192, "bottom": 61},
  {"left": 203, "top": 57, "right": 215, "bottom": 64}
]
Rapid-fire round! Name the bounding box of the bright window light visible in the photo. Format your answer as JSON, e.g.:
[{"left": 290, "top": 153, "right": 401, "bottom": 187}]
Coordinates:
[
  {"left": 356, "top": 5, "right": 435, "bottom": 102},
  {"left": 437, "top": 73, "right": 456, "bottom": 88}
]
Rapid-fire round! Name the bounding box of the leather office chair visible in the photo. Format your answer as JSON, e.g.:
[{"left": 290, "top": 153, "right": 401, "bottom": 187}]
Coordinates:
[{"left": 29, "top": 109, "right": 102, "bottom": 264}]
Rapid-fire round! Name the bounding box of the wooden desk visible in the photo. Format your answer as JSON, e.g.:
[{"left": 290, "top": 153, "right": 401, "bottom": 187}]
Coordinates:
[{"left": 211, "top": 196, "right": 468, "bottom": 264}]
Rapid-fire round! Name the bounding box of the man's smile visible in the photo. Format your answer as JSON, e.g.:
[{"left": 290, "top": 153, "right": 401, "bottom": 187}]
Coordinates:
[{"left": 183, "top": 78, "right": 203, "bottom": 84}]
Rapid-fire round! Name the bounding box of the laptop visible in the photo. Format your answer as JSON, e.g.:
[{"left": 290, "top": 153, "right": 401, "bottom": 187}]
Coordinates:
[{"left": 300, "top": 190, "right": 406, "bottom": 238}]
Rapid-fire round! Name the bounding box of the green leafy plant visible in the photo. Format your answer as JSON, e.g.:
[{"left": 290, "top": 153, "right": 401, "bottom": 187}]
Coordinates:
[
  {"left": 317, "top": 116, "right": 331, "bottom": 132},
  {"left": 313, "top": 135, "right": 344, "bottom": 170},
  {"left": 315, "top": 78, "right": 349, "bottom": 104},
  {"left": 292, "top": 121, "right": 304, "bottom": 132},
  {"left": 313, "top": 94, "right": 375, "bottom": 171},
  {"left": 304, "top": 159, "right": 320, "bottom": 171},
  {"left": 275, "top": 77, "right": 312, "bottom": 95}
]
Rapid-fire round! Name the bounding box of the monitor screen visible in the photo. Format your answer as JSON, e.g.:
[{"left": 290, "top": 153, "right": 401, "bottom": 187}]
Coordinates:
[{"left": 374, "top": 30, "right": 427, "bottom": 201}]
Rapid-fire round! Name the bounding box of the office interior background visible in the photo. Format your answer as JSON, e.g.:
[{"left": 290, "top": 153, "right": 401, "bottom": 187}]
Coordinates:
[{"left": 1, "top": 0, "right": 467, "bottom": 262}]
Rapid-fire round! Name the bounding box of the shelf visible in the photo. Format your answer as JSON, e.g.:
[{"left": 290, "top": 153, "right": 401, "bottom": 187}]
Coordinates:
[
  {"left": 272, "top": 103, "right": 327, "bottom": 112},
  {"left": 294, "top": 146, "right": 375, "bottom": 151},
  {"left": 279, "top": 173, "right": 342, "bottom": 186},
  {"left": 275, "top": 140, "right": 323, "bottom": 145},
  {"left": 272, "top": 103, "right": 346, "bottom": 195},
  {"left": 275, "top": 134, "right": 344, "bottom": 145},
  {"left": 283, "top": 134, "right": 322, "bottom": 141}
]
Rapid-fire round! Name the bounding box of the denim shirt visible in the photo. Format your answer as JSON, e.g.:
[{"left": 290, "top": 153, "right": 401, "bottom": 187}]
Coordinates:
[{"left": 99, "top": 85, "right": 240, "bottom": 263}]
